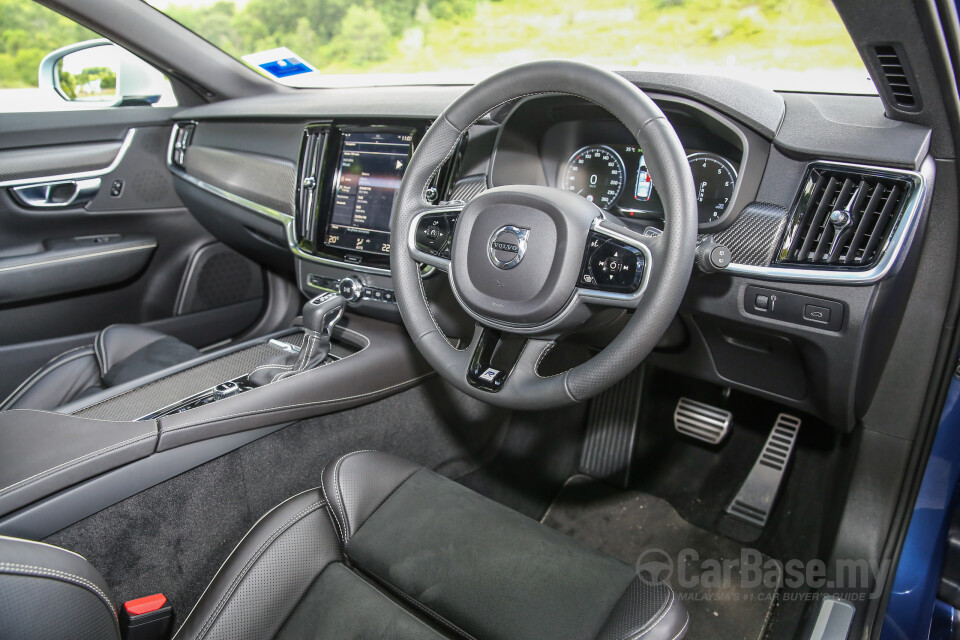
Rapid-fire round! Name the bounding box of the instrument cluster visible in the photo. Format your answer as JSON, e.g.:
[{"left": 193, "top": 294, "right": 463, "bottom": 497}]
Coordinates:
[{"left": 560, "top": 143, "right": 738, "bottom": 226}]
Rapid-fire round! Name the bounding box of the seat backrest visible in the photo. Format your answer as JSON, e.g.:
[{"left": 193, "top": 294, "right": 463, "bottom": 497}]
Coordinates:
[{"left": 0, "top": 535, "right": 119, "bottom": 640}]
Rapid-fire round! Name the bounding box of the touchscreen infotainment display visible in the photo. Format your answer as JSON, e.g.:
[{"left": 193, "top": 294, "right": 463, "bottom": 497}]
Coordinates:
[{"left": 324, "top": 130, "right": 412, "bottom": 256}]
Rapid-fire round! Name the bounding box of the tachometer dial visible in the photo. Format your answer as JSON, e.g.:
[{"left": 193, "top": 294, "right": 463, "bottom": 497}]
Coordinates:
[
  {"left": 561, "top": 145, "right": 626, "bottom": 209},
  {"left": 687, "top": 153, "right": 738, "bottom": 224}
]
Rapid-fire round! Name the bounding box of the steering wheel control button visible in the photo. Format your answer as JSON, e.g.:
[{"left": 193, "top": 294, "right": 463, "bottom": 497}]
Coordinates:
[
  {"left": 488, "top": 225, "right": 530, "bottom": 270},
  {"left": 579, "top": 232, "right": 644, "bottom": 292},
  {"left": 744, "top": 286, "right": 844, "bottom": 331},
  {"left": 415, "top": 212, "right": 459, "bottom": 257}
]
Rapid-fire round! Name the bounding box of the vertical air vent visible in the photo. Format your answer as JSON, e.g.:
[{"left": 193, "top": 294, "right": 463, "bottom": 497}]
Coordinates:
[
  {"left": 872, "top": 44, "right": 921, "bottom": 112},
  {"left": 775, "top": 164, "right": 916, "bottom": 269},
  {"left": 170, "top": 122, "right": 196, "bottom": 168},
  {"left": 296, "top": 125, "right": 328, "bottom": 247}
]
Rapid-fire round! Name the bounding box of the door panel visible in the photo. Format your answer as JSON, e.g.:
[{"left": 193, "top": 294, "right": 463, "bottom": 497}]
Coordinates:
[{"left": 0, "top": 111, "right": 267, "bottom": 401}]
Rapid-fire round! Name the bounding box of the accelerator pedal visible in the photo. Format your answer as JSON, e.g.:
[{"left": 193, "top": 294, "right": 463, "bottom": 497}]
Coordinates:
[
  {"left": 725, "top": 413, "right": 801, "bottom": 527},
  {"left": 579, "top": 366, "right": 644, "bottom": 488},
  {"left": 673, "top": 397, "right": 733, "bottom": 445}
]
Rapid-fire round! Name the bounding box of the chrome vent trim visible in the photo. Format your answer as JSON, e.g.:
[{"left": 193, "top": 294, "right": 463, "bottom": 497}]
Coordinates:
[
  {"left": 295, "top": 125, "right": 328, "bottom": 249},
  {"left": 776, "top": 166, "right": 913, "bottom": 268},
  {"left": 721, "top": 160, "right": 927, "bottom": 285}
]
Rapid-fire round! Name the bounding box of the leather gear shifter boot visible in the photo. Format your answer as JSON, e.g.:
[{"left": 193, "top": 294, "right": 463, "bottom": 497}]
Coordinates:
[{"left": 248, "top": 293, "right": 346, "bottom": 386}]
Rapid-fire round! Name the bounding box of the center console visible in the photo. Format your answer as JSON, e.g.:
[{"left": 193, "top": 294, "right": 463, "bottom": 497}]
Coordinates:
[{"left": 291, "top": 121, "right": 465, "bottom": 317}]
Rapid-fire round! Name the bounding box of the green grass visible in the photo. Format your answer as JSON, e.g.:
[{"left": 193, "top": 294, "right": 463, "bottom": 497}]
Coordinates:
[{"left": 313, "top": 0, "right": 865, "bottom": 79}]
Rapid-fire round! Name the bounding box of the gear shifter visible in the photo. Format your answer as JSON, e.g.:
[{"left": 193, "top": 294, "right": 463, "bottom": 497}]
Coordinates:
[
  {"left": 248, "top": 293, "right": 346, "bottom": 386},
  {"left": 302, "top": 291, "right": 345, "bottom": 338}
]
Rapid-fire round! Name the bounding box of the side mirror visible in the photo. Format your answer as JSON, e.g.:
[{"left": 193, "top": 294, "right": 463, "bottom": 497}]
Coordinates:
[{"left": 39, "top": 39, "right": 172, "bottom": 107}]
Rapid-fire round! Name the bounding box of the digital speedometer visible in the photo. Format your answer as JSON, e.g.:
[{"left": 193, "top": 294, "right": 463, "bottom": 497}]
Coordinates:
[{"left": 561, "top": 145, "right": 626, "bottom": 209}]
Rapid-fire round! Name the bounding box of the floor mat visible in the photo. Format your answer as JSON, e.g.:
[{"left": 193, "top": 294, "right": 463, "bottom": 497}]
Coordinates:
[{"left": 541, "top": 476, "right": 779, "bottom": 640}]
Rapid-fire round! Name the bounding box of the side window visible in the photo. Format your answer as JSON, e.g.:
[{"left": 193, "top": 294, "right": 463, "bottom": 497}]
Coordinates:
[{"left": 0, "top": 0, "right": 176, "bottom": 113}]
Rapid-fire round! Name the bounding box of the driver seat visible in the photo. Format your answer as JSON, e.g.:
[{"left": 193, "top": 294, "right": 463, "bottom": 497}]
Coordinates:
[{"left": 0, "top": 451, "right": 688, "bottom": 640}]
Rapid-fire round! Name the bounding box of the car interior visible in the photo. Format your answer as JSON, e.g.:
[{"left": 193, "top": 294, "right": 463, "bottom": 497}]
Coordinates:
[{"left": 2, "top": 0, "right": 960, "bottom": 639}]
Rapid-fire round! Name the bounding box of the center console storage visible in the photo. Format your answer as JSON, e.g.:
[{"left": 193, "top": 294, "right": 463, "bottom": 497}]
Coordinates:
[
  {"left": 0, "top": 314, "right": 432, "bottom": 529},
  {"left": 63, "top": 328, "right": 356, "bottom": 422}
]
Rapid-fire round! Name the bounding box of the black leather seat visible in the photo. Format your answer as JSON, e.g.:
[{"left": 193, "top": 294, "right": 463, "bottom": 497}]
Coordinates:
[
  {"left": 0, "top": 451, "right": 689, "bottom": 640},
  {"left": 0, "top": 325, "right": 201, "bottom": 411}
]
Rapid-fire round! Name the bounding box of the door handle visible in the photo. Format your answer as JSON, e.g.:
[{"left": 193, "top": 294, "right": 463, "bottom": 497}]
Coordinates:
[{"left": 10, "top": 178, "right": 101, "bottom": 208}]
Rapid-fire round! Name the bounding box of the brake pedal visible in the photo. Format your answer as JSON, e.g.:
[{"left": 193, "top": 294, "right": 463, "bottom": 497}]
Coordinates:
[
  {"left": 579, "top": 367, "right": 644, "bottom": 488},
  {"left": 673, "top": 397, "right": 732, "bottom": 445},
  {"left": 725, "top": 413, "right": 801, "bottom": 527}
]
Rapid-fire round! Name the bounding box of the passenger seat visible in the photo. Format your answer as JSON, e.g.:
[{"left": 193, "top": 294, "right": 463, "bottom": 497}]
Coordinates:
[{"left": 0, "top": 325, "right": 201, "bottom": 412}]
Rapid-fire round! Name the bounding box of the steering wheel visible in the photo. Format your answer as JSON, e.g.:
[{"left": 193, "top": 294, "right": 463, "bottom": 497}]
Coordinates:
[{"left": 391, "top": 61, "right": 697, "bottom": 409}]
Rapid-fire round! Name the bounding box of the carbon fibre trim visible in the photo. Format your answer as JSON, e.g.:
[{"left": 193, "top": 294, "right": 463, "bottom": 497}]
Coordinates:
[
  {"left": 183, "top": 145, "right": 298, "bottom": 217},
  {"left": 699, "top": 202, "right": 789, "bottom": 267},
  {"left": 445, "top": 174, "right": 487, "bottom": 203}
]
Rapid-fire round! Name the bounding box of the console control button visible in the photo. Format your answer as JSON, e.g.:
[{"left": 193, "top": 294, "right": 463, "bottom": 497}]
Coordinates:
[
  {"left": 803, "top": 304, "right": 831, "bottom": 323},
  {"left": 307, "top": 274, "right": 339, "bottom": 292},
  {"left": 744, "top": 285, "right": 843, "bottom": 331},
  {"left": 359, "top": 285, "right": 397, "bottom": 304},
  {"left": 338, "top": 277, "right": 363, "bottom": 303}
]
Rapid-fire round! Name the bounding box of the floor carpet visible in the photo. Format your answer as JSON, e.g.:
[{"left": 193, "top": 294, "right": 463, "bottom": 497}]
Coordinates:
[{"left": 541, "top": 476, "right": 779, "bottom": 640}]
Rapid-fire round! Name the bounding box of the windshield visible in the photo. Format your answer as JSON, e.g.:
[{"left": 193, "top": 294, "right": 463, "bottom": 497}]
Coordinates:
[{"left": 146, "top": 0, "right": 873, "bottom": 93}]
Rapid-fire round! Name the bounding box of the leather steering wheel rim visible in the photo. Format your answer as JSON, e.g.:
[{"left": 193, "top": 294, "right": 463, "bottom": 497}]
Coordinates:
[{"left": 391, "top": 60, "right": 698, "bottom": 409}]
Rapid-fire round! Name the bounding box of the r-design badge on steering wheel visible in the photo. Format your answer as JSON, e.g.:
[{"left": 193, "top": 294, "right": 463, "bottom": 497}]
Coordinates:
[{"left": 489, "top": 225, "right": 530, "bottom": 270}]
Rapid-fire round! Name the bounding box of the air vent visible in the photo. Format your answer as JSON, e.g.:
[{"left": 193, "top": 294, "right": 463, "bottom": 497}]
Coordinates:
[
  {"left": 170, "top": 122, "right": 196, "bottom": 168},
  {"left": 872, "top": 44, "right": 921, "bottom": 112},
  {"left": 296, "top": 125, "right": 328, "bottom": 247},
  {"left": 775, "top": 165, "right": 915, "bottom": 269}
]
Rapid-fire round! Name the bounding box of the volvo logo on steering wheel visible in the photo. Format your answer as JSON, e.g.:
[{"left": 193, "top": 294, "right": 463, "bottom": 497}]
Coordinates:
[{"left": 488, "top": 225, "right": 530, "bottom": 270}]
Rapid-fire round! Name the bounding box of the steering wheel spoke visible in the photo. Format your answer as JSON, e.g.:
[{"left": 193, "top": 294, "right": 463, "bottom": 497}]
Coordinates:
[
  {"left": 407, "top": 204, "right": 464, "bottom": 272},
  {"left": 574, "top": 217, "right": 658, "bottom": 308},
  {"left": 463, "top": 325, "right": 554, "bottom": 393}
]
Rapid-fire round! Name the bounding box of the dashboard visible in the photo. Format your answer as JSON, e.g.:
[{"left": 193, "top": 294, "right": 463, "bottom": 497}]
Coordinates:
[
  {"left": 164, "top": 77, "right": 935, "bottom": 432},
  {"left": 487, "top": 95, "right": 764, "bottom": 234}
]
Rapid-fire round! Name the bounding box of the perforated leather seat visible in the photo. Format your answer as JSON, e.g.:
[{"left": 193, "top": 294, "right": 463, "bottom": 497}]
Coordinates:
[
  {"left": 0, "top": 451, "right": 689, "bottom": 640},
  {"left": 0, "top": 325, "right": 200, "bottom": 412}
]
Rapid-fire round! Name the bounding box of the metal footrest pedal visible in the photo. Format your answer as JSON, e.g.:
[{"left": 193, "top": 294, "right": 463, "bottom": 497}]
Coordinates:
[
  {"left": 579, "top": 366, "right": 644, "bottom": 488},
  {"left": 673, "top": 397, "right": 733, "bottom": 445},
  {"left": 725, "top": 413, "right": 802, "bottom": 527}
]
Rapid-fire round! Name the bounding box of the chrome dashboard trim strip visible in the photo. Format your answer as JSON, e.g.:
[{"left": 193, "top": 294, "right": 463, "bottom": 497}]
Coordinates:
[
  {"left": 722, "top": 159, "right": 929, "bottom": 284},
  {"left": 0, "top": 129, "right": 136, "bottom": 188}
]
